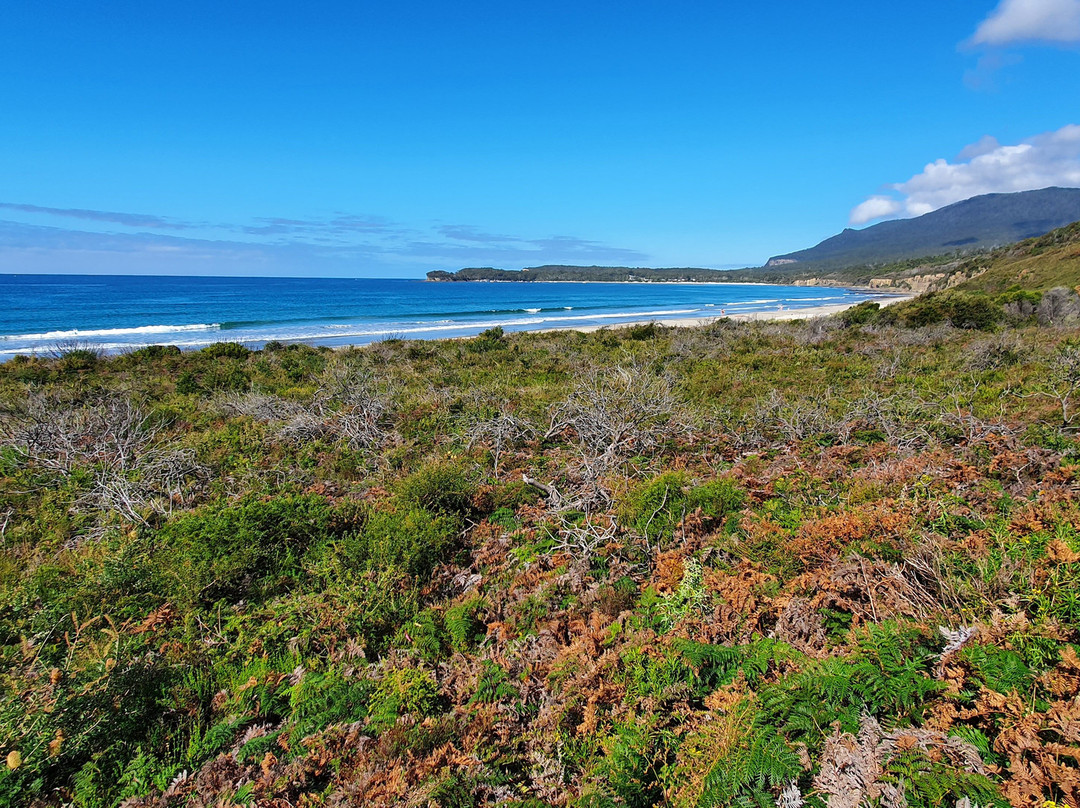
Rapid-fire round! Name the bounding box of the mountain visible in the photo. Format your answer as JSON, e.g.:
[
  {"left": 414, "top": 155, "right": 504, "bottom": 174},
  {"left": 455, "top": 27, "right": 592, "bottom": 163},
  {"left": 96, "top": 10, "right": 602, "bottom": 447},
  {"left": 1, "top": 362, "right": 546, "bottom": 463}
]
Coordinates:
[{"left": 766, "top": 187, "right": 1080, "bottom": 270}]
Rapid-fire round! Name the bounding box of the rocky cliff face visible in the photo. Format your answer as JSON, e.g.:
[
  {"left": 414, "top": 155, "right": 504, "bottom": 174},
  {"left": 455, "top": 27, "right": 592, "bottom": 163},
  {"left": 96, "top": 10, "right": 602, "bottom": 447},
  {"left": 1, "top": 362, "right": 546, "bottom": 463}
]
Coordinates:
[{"left": 790, "top": 265, "right": 987, "bottom": 293}]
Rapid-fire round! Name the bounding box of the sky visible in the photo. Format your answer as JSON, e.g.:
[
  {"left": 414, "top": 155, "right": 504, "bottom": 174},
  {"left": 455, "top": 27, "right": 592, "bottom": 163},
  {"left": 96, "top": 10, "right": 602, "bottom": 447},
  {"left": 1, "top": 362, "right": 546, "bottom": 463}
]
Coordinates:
[{"left": 0, "top": 0, "right": 1078, "bottom": 278}]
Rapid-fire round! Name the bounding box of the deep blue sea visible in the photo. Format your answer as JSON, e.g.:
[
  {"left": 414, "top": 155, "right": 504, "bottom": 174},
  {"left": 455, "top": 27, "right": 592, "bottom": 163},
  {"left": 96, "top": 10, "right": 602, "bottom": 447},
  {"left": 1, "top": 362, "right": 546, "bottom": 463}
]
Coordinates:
[{"left": 0, "top": 274, "right": 885, "bottom": 359}]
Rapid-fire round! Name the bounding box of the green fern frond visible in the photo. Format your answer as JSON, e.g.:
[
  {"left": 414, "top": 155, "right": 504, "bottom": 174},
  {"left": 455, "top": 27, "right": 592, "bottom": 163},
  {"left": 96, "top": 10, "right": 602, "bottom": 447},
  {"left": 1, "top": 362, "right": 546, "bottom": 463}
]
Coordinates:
[{"left": 445, "top": 596, "right": 487, "bottom": 654}]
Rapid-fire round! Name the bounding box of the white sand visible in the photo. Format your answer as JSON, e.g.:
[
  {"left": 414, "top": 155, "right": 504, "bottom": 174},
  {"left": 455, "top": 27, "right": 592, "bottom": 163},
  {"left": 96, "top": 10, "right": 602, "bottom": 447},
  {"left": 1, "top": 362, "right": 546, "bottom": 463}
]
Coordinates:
[{"left": 535, "top": 295, "right": 916, "bottom": 335}]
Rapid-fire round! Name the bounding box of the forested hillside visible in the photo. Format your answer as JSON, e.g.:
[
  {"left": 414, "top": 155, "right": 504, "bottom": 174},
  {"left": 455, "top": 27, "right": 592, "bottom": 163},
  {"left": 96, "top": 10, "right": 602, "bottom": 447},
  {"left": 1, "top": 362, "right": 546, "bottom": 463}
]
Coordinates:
[
  {"left": 726, "top": 218, "right": 1080, "bottom": 293},
  {"left": 765, "top": 187, "right": 1080, "bottom": 270},
  {"left": 3, "top": 290, "right": 1080, "bottom": 806}
]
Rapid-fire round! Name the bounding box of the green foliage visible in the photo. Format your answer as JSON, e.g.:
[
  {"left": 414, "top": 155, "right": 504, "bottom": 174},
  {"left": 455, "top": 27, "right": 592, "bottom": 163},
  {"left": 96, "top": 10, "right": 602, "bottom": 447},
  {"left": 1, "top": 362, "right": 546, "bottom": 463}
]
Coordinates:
[
  {"left": 0, "top": 645, "right": 179, "bottom": 805},
  {"left": 617, "top": 473, "right": 743, "bottom": 544},
  {"left": 128, "top": 344, "right": 181, "bottom": 361},
  {"left": 850, "top": 623, "right": 945, "bottom": 720},
  {"left": 1026, "top": 556, "right": 1080, "bottom": 624},
  {"left": 880, "top": 749, "right": 1003, "bottom": 808},
  {"left": 960, "top": 644, "right": 1034, "bottom": 695},
  {"left": 368, "top": 669, "right": 440, "bottom": 733},
  {"left": 625, "top": 322, "right": 661, "bottom": 341},
  {"left": 159, "top": 494, "right": 343, "bottom": 606},
  {"left": 488, "top": 506, "right": 520, "bottom": 530},
  {"left": 888, "top": 291, "right": 1002, "bottom": 330},
  {"left": 590, "top": 719, "right": 670, "bottom": 808},
  {"left": 839, "top": 300, "right": 881, "bottom": 326},
  {"left": 338, "top": 506, "right": 461, "bottom": 581},
  {"left": 201, "top": 342, "right": 251, "bottom": 359},
  {"left": 236, "top": 730, "right": 283, "bottom": 765},
  {"left": 675, "top": 637, "right": 786, "bottom": 693},
  {"left": 288, "top": 667, "right": 373, "bottom": 740},
  {"left": 466, "top": 326, "right": 508, "bottom": 353},
  {"left": 445, "top": 596, "right": 487, "bottom": 654},
  {"left": 948, "top": 724, "right": 1002, "bottom": 768},
  {"left": 396, "top": 461, "right": 477, "bottom": 516},
  {"left": 695, "top": 710, "right": 803, "bottom": 808},
  {"left": 659, "top": 557, "right": 706, "bottom": 628},
  {"left": 398, "top": 608, "right": 449, "bottom": 662},
  {"left": 469, "top": 661, "right": 518, "bottom": 705},
  {"left": 758, "top": 656, "right": 861, "bottom": 752},
  {"left": 491, "top": 480, "right": 543, "bottom": 510},
  {"left": 422, "top": 769, "right": 479, "bottom": 808}
]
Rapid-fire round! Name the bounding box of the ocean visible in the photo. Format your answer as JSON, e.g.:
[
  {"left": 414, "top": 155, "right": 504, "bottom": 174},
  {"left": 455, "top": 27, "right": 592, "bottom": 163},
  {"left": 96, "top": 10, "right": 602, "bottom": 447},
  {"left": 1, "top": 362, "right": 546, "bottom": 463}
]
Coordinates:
[{"left": 0, "top": 274, "right": 880, "bottom": 359}]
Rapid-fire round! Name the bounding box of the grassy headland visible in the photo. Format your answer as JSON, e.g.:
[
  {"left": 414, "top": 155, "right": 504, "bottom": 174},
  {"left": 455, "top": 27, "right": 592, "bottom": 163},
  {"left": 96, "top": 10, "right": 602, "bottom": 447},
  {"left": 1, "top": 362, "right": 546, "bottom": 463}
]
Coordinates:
[{"left": 3, "top": 275, "right": 1080, "bottom": 806}]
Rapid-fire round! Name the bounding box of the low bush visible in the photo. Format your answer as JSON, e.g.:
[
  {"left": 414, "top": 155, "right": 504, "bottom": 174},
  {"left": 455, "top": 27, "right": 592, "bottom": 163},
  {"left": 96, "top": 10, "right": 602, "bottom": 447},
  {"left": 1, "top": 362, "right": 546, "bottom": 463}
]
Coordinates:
[
  {"left": 887, "top": 291, "right": 1002, "bottom": 330},
  {"left": 396, "top": 461, "right": 478, "bottom": 516},
  {"left": 617, "top": 472, "right": 743, "bottom": 543},
  {"left": 159, "top": 494, "right": 345, "bottom": 606},
  {"left": 368, "top": 669, "right": 440, "bottom": 733}
]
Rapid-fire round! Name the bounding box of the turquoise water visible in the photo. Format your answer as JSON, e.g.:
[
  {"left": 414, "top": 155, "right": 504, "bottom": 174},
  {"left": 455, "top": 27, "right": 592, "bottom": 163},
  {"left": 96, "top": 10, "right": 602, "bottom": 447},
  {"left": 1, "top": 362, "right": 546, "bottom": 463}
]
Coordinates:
[{"left": 0, "top": 274, "right": 884, "bottom": 358}]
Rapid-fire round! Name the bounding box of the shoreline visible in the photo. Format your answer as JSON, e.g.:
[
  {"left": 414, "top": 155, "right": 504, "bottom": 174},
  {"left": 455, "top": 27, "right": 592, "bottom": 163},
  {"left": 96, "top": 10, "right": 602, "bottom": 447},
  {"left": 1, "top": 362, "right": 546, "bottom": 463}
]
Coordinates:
[
  {"left": 532, "top": 295, "right": 915, "bottom": 334},
  {"left": 427, "top": 277, "right": 893, "bottom": 292},
  {"left": 0, "top": 294, "right": 915, "bottom": 361}
]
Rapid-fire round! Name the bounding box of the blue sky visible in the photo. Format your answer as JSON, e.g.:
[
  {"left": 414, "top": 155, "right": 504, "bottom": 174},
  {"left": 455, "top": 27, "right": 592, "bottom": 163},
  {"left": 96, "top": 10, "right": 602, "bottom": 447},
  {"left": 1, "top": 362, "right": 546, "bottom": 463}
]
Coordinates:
[{"left": 1, "top": 0, "right": 1078, "bottom": 277}]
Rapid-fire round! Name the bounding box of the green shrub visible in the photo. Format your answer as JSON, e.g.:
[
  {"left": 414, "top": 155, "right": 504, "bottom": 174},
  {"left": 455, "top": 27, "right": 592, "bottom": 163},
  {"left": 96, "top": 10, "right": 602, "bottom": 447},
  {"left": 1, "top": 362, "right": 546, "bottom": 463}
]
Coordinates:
[
  {"left": 625, "top": 322, "right": 661, "bottom": 340},
  {"left": 175, "top": 369, "right": 201, "bottom": 394},
  {"left": 160, "top": 494, "right": 341, "bottom": 606},
  {"left": 397, "top": 461, "right": 477, "bottom": 516},
  {"left": 617, "top": 473, "right": 743, "bottom": 544},
  {"left": 129, "top": 344, "right": 181, "bottom": 360},
  {"left": 689, "top": 478, "right": 745, "bottom": 519},
  {"left": 343, "top": 507, "right": 461, "bottom": 581},
  {"left": 491, "top": 481, "right": 542, "bottom": 511},
  {"left": 56, "top": 346, "right": 100, "bottom": 373},
  {"left": 0, "top": 646, "right": 177, "bottom": 806},
  {"left": 201, "top": 342, "right": 251, "bottom": 359},
  {"left": 839, "top": 300, "right": 880, "bottom": 326},
  {"left": 890, "top": 291, "right": 1001, "bottom": 330},
  {"left": 466, "top": 326, "right": 507, "bottom": 353}
]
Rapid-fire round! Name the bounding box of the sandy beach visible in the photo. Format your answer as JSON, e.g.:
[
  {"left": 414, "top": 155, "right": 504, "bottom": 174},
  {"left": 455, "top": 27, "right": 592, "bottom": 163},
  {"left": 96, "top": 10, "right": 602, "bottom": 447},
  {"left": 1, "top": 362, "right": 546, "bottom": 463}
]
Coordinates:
[{"left": 535, "top": 295, "right": 916, "bottom": 334}]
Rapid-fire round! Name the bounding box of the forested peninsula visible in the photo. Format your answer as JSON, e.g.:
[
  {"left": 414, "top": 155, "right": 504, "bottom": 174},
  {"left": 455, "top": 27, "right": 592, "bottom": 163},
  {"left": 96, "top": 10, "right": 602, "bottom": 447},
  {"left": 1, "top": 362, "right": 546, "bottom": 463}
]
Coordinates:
[
  {"left": 4, "top": 221, "right": 1080, "bottom": 807},
  {"left": 426, "top": 266, "right": 733, "bottom": 283}
]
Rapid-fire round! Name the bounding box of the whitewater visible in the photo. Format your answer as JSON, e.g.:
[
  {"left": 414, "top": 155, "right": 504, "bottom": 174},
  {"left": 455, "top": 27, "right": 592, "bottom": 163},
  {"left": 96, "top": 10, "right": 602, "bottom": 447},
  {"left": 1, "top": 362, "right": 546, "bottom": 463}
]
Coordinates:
[{"left": 0, "top": 274, "right": 887, "bottom": 359}]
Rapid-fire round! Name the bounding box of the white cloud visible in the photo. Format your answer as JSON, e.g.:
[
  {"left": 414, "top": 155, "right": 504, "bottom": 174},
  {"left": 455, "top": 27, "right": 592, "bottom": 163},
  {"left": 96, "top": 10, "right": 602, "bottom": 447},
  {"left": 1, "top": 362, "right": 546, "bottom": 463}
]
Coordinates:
[
  {"left": 849, "top": 197, "right": 903, "bottom": 225},
  {"left": 956, "top": 135, "right": 1002, "bottom": 160},
  {"left": 971, "top": 0, "right": 1080, "bottom": 46},
  {"left": 849, "top": 124, "right": 1080, "bottom": 225}
]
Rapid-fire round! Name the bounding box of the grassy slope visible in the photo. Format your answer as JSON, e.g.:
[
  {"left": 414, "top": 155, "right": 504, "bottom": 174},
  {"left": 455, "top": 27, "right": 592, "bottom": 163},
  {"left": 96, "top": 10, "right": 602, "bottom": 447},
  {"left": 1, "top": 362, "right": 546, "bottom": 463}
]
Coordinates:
[
  {"left": 2, "top": 302, "right": 1080, "bottom": 805},
  {"left": 954, "top": 221, "right": 1080, "bottom": 294}
]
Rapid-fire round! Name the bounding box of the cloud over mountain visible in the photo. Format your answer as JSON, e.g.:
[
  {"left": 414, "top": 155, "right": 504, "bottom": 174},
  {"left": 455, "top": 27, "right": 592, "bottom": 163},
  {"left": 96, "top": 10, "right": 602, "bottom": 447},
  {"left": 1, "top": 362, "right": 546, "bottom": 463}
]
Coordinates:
[{"left": 850, "top": 124, "right": 1080, "bottom": 225}]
